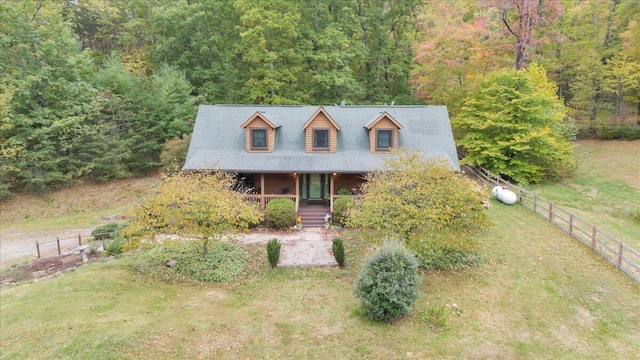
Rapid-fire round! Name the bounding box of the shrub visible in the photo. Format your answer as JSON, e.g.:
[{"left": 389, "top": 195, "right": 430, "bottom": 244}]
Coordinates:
[
  {"left": 596, "top": 125, "right": 640, "bottom": 140},
  {"left": 332, "top": 197, "right": 355, "bottom": 226},
  {"left": 348, "top": 151, "right": 491, "bottom": 240},
  {"left": 332, "top": 238, "right": 345, "bottom": 267},
  {"left": 104, "top": 236, "right": 126, "bottom": 256},
  {"left": 267, "top": 238, "right": 281, "bottom": 268},
  {"left": 121, "top": 171, "right": 263, "bottom": 249},
  {"left": 265, "top": 198, "right": 296, "bottom": 229},
  {"left": 354, "top": 241, "right": 421, "bottom": 322},
  {"left": 134, "top": 240, "right": 247, "bottom": 282},
  {"left": 91, "top": 223, "right": 121, "bottom": 240},
  {"left": 406, "top": 232, "right": 483, "bottom": 270}
]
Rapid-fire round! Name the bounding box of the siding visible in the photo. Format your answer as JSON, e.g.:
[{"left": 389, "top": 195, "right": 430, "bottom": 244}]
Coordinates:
[
  {"left": 334, "top": 174, "right": 365, "bottom": 193},
  {"left": 369, "top": 117, "right": 399, "bottom": 153},
  {"left": 263, "top": 173, "right": 296, "bottom": 194},
  {"left": 245, "top": 118, "right": 275, "bottom": 152},
  {"left": 305, "top": 113, "right": 338, "bottom": 153}
]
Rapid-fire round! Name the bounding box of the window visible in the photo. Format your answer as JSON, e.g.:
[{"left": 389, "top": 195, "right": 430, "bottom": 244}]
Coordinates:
[
  {"left": 251, "top": 128, "right": 267, "bottom": 149},
  {"left": 313, "top": 129, "right": 329, "bottom": 149},
  {"left": 376, "top": 129, "right": 393, "bottom": 150}
]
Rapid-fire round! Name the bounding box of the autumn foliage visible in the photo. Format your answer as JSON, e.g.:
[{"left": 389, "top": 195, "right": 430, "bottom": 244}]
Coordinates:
[
  {"left": 347, "top": 150, "right": 490, "bottom": 265},
  {"left": 454, "top": 64, "right": 576, "bottom": 184},
  {"left": 122, "top": 171, "right": 262, "bottom": 248}
]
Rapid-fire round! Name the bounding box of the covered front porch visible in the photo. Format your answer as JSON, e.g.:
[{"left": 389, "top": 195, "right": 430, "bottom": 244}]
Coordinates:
[{"left": 240, "top": 172, "right": 363, "bottom": 213}]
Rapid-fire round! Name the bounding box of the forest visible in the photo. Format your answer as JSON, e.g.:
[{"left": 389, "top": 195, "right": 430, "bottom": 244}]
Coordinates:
[{"left": 1, "top": 0, "right": 639, "bottom": 197}]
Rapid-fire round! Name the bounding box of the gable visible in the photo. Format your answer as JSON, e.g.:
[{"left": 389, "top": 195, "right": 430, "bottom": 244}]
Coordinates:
[
  {"left": 241, "top": 112, "right": 277, "bottom": 152},
  {"left": 365, "top": 112, "right": 403, "bottom": 130},
  {"left": 302, "top": 106, "right": 340, "bottom": 153}
]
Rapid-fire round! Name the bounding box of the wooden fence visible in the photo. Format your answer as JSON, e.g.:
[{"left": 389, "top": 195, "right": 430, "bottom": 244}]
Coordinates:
[
  {"left": 462, "top": 164, "right": 640, "bottom": 284},
  {"left": 35, "top": 232, "right": 114, "bottom": 260}
]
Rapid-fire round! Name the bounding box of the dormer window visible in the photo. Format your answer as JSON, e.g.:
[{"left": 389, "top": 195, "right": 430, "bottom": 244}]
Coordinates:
[
  {"left": 241, "top": 112, "right": 278, "bottom": 152},
  {"left": 365, "top": 111, "right": 403, "bottom": 153},
  {"left": 313, "top": 129, "right": 329, "bottom": 150},
  {"left": 376, "top": 129, "right": 393, "bottom": 150},
  {"left": 251, "top": 128, "right": 267, "bottom": 149},
  {"left": 303, "top": 107, "right": 341, "bottom": 153}
]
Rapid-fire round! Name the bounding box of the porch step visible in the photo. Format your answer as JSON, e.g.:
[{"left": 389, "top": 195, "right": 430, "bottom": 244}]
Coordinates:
[{"left": 298, "top": 203, "right": 330, "bottom": 227}]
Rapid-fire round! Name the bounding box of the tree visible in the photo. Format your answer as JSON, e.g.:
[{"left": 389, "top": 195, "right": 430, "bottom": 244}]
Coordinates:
[
  {"left": 347, "top": 150, "right": 490, "bottom": 267},
  {"left": 235, "top": 0, "right": 305, "bottom": 104},
  {"left": 0, "top": 0, "right": 128, "bottom": 194},
  {"left": 149, "top": 0, "right": 245, "bottom": 103},
  {"left": 92, "top": 58, "right": 196, "bottom": 173},
  {"left": 353, "top": 0, "right": 422, "bottom": 103},
  {"left": 454, "top": 64, "right": 576, "bottom": 184},
  {"left": 122, "top": 171, "right": 263, "bottom": 250},
  {"left": 412, "top": 0, "right": 512, "bottom": 113},
  {"left": 484, "top": 0, "right": 563, "bottom": 69}
]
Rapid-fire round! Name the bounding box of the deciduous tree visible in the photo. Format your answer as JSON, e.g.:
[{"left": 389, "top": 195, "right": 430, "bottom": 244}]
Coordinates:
[{"left": 454, "top": 64, "right": 576, "bottom": 184}]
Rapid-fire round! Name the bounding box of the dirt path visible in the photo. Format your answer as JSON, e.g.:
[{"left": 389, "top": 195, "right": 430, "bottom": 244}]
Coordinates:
[{"left": 0, "top": 227, "right": 95, "bottom": 268}]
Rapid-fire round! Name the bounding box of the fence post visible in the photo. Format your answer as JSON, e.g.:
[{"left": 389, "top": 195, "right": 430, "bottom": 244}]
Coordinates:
[
  {"left": 36, "top": 242, "right": 41, "bottom": 259},
  {"left": 56, "top": 237, "right": 62, "bottom": 255},
  {"left": 78, "top": 234, "right": 82, "bottom": 246},
  {"left": 617, "top": 242, "right": 623, "bottom": 268},
  {"left": 533, "top": 194, "right": 538, "bottom": 213},
  {"left": 591, "top": 226, "right": 597, "bottom": 250},
  {"left": 569, "top": 213, "right": 574, "bottom": 236},
  {"left": 549, "top": 202, "right": 553, "bottom": 222}
]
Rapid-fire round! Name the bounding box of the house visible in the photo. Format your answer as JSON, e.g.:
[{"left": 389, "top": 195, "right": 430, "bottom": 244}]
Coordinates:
[{"left": 183, "top": 104, "right": 459, "bottom": 225}]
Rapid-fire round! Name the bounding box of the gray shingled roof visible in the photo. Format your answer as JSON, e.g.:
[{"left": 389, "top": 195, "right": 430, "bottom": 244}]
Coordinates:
[{"left": 184, "top": 105, "right": 460, "bottom": 173}]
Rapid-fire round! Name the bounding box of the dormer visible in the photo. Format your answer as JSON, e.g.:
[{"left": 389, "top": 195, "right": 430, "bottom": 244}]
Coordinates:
[
  {"left": 241, "top": 112, "right": 278, "bottom": 152},
  {"left": 302, "top": 106, "right": 341, "bottom": 153},
  {"left": 365, "top": 112, "right": 403, "bottom": 153}
]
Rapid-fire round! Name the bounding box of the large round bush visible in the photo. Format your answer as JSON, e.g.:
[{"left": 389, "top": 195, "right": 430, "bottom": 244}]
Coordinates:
[
  {"left": 265, "top": 198, "right": 296, "bottom": 229},
  {"left": 355, "top": 241, "right": 421, "bottom": 322}
]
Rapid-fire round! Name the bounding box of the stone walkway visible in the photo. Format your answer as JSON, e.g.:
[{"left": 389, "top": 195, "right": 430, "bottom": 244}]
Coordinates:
[{"left": 232, "top": 228, "right": 338, "bottom": 267}]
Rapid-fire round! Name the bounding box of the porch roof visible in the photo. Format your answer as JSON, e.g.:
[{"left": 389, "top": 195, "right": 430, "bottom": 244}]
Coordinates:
[{"left": 183, "top": 149, "right": 455, "bottom": 173}]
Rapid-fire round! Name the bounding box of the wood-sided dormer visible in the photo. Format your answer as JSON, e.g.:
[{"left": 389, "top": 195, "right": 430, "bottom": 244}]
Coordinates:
[
  {"left": 241, "top": 112, "right": 278, "bottom": 152},
  {"left": 302, "top": 106, "right": 341, "bottom": 153},
  {"left": 365, "top": 112, "right": 403, "bottom": 153}
]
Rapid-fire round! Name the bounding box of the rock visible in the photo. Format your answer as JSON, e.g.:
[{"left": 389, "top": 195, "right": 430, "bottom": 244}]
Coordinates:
[{"left": 166, "top": 259, "right": 178, "bottom": 268}]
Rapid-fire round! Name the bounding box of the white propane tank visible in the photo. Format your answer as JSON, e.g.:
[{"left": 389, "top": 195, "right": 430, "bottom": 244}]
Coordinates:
[{"left": 492, "top": 186, "right": 517, "bottom": 205}]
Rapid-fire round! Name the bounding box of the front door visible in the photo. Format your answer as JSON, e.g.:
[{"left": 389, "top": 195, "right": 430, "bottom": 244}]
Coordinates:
[
  {"left": 310, "top": 174, "right": 323, "bottom": 199},
  {"left": 301, "top": 174, "right": 329, "bottom": 200}
]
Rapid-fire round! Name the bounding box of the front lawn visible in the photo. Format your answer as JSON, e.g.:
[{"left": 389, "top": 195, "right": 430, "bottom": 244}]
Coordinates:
[{"left": 1, "top": 203, "right": 639, "bottom": 359}]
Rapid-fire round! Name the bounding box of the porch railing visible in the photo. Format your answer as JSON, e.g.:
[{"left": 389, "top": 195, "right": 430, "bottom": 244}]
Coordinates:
[{"left": 244, "top": 194, "right": 298, "bottom": 211}]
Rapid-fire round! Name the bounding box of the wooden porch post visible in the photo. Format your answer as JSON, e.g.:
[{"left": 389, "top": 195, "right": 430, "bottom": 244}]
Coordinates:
[
  {"left": 260, "top": 173, "right": 265, "bottom": 209},
  {"left": 330, "top": 173, "right": 335, "bottom": 213},
  {"left": 295, "top": 173, "right": 299, "bottom": 212}
]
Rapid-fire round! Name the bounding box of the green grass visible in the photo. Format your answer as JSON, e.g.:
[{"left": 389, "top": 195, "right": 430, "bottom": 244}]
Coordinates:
[
  {"left": 529, "top": 140, "right": 640, "bottom": 249},
  {"left": 0, "top": 176, "right": 161, "bottom": 232},
  {"left": 2, "top": 204, "right": 639, "bottom": 359}
]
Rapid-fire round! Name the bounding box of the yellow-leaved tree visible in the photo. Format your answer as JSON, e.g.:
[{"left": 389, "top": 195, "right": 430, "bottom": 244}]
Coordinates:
[
  {"left": 122, "top": 171, "right": 263, "bottom": 252},
  {"left": 347, "top": 150, "right": 491, "bottom": 269}
]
